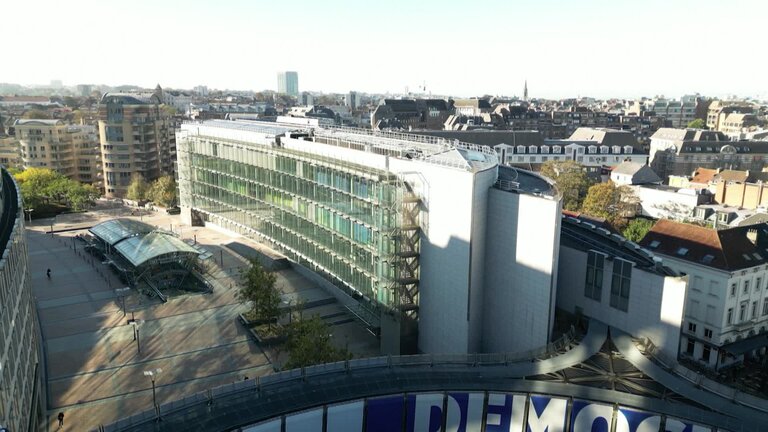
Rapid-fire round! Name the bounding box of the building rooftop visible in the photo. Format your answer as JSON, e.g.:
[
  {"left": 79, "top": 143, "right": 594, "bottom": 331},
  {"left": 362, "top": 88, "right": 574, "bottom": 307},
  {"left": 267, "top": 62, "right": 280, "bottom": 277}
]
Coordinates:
[
  {"left": 100, "top": 92, "right": 161, "bottom": 105},
  {"left": 561, "top": 216, "right": 677, "bottom": 276},
  {"left": 651, "top": 128, "right": 729, "bottom": 143},
  {"left": 690, "top": 167, "right": 720, "bottom": 184},
  {"left": 494, "top": 165, "right": 557, "bottom": 198},
  {"left": 89, "top": 219, "right": 155, "bottom": 246},
  {"left": 113, "top": 231, "right": 199, "bottom": 268},
  {"left": 640, "top": 219, "right": 768, "bottom": 271},
  {"left": 412, "top": 130, "right": 544, "bottom": 148},
  {"left": 567, "top": 127, "right": 639, "bottom": 148},
  {"left": 13, "top": 119, "right": 64, "bottom": 126}
]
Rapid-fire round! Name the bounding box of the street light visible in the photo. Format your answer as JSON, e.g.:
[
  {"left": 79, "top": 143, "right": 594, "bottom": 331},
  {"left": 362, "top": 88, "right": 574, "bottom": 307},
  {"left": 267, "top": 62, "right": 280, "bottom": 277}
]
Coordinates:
[
  {"left": 115, "top": 287, "right": 130, "bottom": 316},
  {"left": 25, "top": 208, "right": 34, "bottom": 223},
  {"left": 127, "top": 318, "right": 144, "bottom": 353},
  {"left": 143, "top": 367, "right": 163, "bottom": 421}
]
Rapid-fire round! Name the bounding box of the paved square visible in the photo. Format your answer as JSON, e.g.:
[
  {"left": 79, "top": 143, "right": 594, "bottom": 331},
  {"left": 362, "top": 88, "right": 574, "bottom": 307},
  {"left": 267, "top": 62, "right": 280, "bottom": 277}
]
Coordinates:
[{"left": 29, "top": 203, "right": 377, "bottom": 431}]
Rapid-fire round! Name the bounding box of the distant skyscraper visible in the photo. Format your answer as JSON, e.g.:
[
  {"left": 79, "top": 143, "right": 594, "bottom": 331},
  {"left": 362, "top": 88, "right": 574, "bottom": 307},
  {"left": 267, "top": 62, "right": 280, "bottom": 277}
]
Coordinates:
[
  {"left": 523, "top": 80, "right": 528, "bottom": 101},
  {"left": 345, "top": 91, "right": 360, "bottom": 110},
  {"left": 277, "top": 71, "right": 299, "bottom": 97}
]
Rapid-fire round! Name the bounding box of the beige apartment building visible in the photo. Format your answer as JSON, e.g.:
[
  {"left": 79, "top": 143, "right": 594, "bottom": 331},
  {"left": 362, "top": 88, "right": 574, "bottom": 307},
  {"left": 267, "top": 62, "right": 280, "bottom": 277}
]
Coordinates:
[
  {"left": 98, "top": 93, "right": 176, "bottom": 197},
  {"left": 14, "top": 119, "right": 101, "bottom": 186}
]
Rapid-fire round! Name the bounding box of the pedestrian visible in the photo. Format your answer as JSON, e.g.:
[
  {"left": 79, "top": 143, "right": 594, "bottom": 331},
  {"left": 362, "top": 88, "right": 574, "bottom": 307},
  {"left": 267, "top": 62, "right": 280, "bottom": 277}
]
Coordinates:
[
  {"left": 57, "top": 412, "right": 64, "bottom": 429},
  {"left": 47, "top": 268, "right": 51, "bottom": 279}
]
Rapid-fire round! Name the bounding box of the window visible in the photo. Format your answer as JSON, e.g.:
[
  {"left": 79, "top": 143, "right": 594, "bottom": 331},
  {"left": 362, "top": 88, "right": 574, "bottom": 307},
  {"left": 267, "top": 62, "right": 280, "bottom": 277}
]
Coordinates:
[
  {"left": 649, "top": 240, "right": 660, "bottom": 248},
  {"left": 727, "top": 308, "right": 733, "bottom": 324},
  {"left": 730, "top": 283, "right": 737, "bottom": 297},
  {"left": 744, "top": 280, "right": 750, "bottom": 293},
  {"left": 739, "top": 302, "right": 747, "bottom": 322},
  {"left": 585, "top": 251, "right": 605, "bottom": 301},
  {"left": 688, "top": 322, "right": 697, "bottom": 334},
  {"left": 516, "top": 145, "right": 526, "bottom": 154},
  {"left": 702, "top": 345, "right": 711, "bottom": 362},
  {"left": 540, "top": 146, "right": 549, "bottom": 154},
  {"left": 528, "top": 145, "right": 538, "bottom": 154},
  {"left": 552, "top": 146, "right": 562, "bottom": 154},
  {"left": 677, "top": 247, "right": 689, "bottom": 256},
  {"left": 588, "top": 145, "right": 597, "bottom": 154},
  {"left": 764, "top": 298, "right": 768, "bottom": 316},
  {"left": 686, "top": 338, "right": 695, "bottom": 355},
  {"left": 752, "top": 301, "right": 758, "bottom": 319},
  {"left": 756, "top": 277, "right": 762, "bottom": 291},
  {"left": 704, "top": 328, "right": 713, "bottom": 339},
  {"left": 610, "top": 259, "right": 632, "bottom": 312}
]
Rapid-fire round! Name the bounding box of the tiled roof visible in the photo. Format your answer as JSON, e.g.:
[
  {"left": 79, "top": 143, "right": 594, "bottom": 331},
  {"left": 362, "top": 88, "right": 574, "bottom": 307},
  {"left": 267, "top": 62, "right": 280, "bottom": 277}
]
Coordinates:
[
  {"left": 714, "top": 170, "right": 749, "bottom": 183},
  {"left": 690, "top": 167, "right": 719, "bottom": 184},
  {"left": 639, "top": 219, "right": 768, "bottom": 271}
]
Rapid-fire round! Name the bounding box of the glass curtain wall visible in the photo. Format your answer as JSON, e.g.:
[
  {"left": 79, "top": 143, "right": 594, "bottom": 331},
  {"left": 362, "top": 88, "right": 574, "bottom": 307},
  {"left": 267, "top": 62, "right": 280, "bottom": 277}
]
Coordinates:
[{"left": 183, "top": 136, "right": 407, "bottom": 308}]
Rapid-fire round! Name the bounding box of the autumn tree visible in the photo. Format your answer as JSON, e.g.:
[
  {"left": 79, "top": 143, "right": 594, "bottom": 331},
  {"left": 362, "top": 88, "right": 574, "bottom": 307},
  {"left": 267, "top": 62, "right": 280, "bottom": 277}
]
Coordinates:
[
  {"left": 147, "top": 175, "right": 177, "bottom": 207},
  {"left": 581, "top": 181, "right": 639, "bottom": 230},
  {"left": 126, "top": 175, "right": 149, "bottom": 201},
  {"left": 687, "top": 119, "right": 706, "bottom": 129},
  {"left": 540, "top": 160, "right": 593, "bottom": 211},
  {"left": 238, "top": 258, "right": 281, "bottom": 325},
  {"left": 622, "top": 218, "right": 655, "bottom": 242},
  {"left": 22, "top": 109, "right": 51, "bottom": 119},
  {"left": 283, "top": 316, "right": 351, "bottom": 370}
]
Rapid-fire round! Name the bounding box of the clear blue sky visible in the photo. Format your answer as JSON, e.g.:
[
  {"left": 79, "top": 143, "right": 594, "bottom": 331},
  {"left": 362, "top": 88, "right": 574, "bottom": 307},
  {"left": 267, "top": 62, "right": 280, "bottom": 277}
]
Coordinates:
[{"left": 3, "top": 0, "right": 766, "bottom": 99}]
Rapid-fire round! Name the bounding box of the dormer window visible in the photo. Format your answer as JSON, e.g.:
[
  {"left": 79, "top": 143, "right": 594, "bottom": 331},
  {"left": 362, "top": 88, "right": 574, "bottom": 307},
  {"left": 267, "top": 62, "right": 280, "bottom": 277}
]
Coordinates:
[
  {"left": 624, "top": 146, "right": 633, "bottom": 154},
  {"left": 612, "top": 146, "right": 621, "bottom": 154},
  {"left": 552, "top": 146, "right": 562, "bottom": 154},
  {"left": 516, "top": 145, "right": 526, "bottom": 154},
  {"left": 649, "top": 240, "right": 660, "bottom": 248},
  {"left": 677, "top": 247, "right": 689, "bottom": 256},
  {"left": 600, "top": 145, "right": 609, "bottom": 154},
  {"left": 528, "top": 145, "right": 538, "bottom": 154},
  {"left": 540, "top": 146, "right": 549, "bottom": 154},
  {"left": 588, "top": 146, "right": 597, "bottom": 154}
]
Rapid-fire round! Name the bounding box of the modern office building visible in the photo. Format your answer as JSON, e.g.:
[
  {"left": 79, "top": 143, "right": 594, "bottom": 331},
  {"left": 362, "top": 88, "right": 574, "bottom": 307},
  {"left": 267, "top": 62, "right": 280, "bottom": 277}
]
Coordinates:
[
  {"left": 557, "top": 214, "right": 688, "bottom": 357},
  {"left": 0, "top": 167, "right": 44, "bottom": 431},
  {"left": 176, "top": 120, "right": 562, "bottom": 355},
  {"left": 14, "top": 119, "right": 102, "bottom": 185},
  {"left": 98, "top": 92, "right": 176, "bottom": 197},
  {"left": 277, "top": 71, "right": 299, "bottom": 97}
]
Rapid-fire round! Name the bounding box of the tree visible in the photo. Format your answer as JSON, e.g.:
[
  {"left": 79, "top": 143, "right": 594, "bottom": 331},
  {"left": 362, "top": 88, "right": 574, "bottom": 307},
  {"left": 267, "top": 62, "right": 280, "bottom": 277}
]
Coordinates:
[
  {"left": 13, "top": 168, "right": 98, "bottom": 211},
  {"left": 22, "top": 109, "right": 51, "bottom": 119},
  {"left": 540, "top": 160, "right": 593, "bottom": 211},
  {"left": 687, "top": 119, "right": 706, "bottom": 129},
  {"left": 238, "top": 258, "right": 281, "bottom": 325},
  {"left": 581, "top": 181, "right": 639, "bottom": 231},
  {"left": 126, "top": 175, "right": 149, "bottom": 201},
  {"left": 622, "top": 218, "right": 655, "bottom": 242},
  {"left": 283, "top": 316, "right": 351, "bottom": 370},
  {"left": 147, "top": 175, "right": 177, "bottom": 207}
]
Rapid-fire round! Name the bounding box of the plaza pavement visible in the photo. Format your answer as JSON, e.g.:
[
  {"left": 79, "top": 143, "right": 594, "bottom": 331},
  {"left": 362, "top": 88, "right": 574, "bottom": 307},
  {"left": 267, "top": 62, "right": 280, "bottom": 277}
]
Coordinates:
[{"left": 28, "top": 202, "right": 377, "bottom": 431}]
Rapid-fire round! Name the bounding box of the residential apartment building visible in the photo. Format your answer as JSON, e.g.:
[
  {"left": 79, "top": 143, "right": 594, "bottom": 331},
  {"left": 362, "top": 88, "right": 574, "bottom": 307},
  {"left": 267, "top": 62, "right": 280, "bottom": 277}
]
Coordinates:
[
  {"left": 707, "top": 100, "right": 754, "bottom": 130},
  {"left": 0, "top": 167, "right": 45, "bottom": 430},
  {"left": 176, "top": 120, "right": 562, "bottom": 355},
  {"left": 558, "top": 215, "right": 687, "bottom": 357},
  {"left": 647, "top": 96, "right": 700, "bottom": 128},
  {"left": 277, "top": 71, "right": 299, "bottom": 96},
  {"left": 98, "top": 93, "right": 176, "bottom": 197},
  {"left": 0, "top": 134, "right": 21, "bottom": 169},
  {"left": 717, "top": 113, "right": 762, "bottom": 140},
  {"left": 640, "top": 220, "right": 768, "bottom": 368},
  {"left": 649, "top": 128, "right": 766, "bottom": 180},
  {"left": 14, "top": 119, "right": 101, "bottom": 185}
]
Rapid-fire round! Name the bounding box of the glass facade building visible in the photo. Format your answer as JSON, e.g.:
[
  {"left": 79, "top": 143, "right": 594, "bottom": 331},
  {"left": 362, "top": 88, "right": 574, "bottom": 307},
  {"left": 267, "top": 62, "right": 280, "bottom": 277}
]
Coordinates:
[
  {"left": 178, "top": 122, "right": 417, "bottom": 311},
  {"left": 0, "top": 168, "right": 44, "bottom": 431}
]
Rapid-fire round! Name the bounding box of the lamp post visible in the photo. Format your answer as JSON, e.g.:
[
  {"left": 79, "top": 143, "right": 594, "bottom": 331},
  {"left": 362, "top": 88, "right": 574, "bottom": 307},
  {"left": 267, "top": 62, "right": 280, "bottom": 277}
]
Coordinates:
[
  {"left": 127, "top": 318, "right": 144, "bottom": 353},
  {"left": 115, "top": 287, "right": 130, "bottom": 316},
  {"left": 143, "top": 367, "right": 163, "bottom": 420},
  {"left": 25, "top": 208, "right": 34, "bottom": 223}
]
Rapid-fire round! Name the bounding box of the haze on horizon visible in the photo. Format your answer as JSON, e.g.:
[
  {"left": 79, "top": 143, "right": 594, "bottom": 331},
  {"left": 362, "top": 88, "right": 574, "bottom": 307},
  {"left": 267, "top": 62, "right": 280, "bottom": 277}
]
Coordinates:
[{"left": 2, "top": 0, "right": 766, "bottom": 100}]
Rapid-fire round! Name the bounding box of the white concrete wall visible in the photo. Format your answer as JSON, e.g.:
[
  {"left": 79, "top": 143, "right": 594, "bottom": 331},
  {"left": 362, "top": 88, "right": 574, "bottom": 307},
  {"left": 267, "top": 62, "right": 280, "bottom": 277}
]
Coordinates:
[
  {"left": 557, "top": 246, "right": 686, "bottom": 358},
  {"left": 632, "top": 186, "right": 705, "bottom": 220},
  {"left": 482, "top": 188, "right": 561, "bottom": 353}
]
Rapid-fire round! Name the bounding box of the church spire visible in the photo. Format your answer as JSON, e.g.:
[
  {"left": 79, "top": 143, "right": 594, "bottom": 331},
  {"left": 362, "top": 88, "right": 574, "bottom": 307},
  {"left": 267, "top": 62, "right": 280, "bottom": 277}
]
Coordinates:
[{"left": 523, "top": 80, "right": 528, "bottom": 102}]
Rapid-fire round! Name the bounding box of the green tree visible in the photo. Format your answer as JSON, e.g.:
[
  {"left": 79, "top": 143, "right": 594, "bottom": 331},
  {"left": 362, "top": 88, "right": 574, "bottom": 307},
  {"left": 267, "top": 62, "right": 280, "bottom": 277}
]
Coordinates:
[
  {"left": 581, "top": 181, "right": 639, "bottom": 231},
  {"left": 22, "top": 109, "right": 51, "bottom": 119},
  {"left": 622, "top": 218, "right": 655, "bottom": 242},
  {"left": 238, "top": 258, "right": 281, "bottom": 325},
  {"left": 126, "top": 175, "right": 149, "bottom": 201},
  {"left": 687, "top": 119, "right": 706, "bottom": 129},
  {"left": 540, "top": 160, "right": 593, "bottom": 211},
  {"left": 147, "top": 175, "right": 177, "bottom": 207},
  {"left": 14, "top": 168, "right": 98, "bottom": 211},
  {"left": 283, "top": 316, "right": 351, "bottom": 370}
]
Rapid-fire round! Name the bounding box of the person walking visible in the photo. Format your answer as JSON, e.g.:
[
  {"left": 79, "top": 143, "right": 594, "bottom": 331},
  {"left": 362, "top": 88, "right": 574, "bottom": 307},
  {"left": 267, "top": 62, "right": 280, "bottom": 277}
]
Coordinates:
[
  {"left": 57, "top": 412, "right": 64, "bottom": 429},
  {"left": 47, "top": 269, "right": 51, "bottom": 279}
]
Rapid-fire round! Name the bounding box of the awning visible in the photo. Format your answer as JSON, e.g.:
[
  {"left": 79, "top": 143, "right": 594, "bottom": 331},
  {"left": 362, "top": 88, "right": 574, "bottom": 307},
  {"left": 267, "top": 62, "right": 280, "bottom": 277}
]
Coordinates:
[{"left": 721, "top": 333, "right": 768, "bottom": 356}]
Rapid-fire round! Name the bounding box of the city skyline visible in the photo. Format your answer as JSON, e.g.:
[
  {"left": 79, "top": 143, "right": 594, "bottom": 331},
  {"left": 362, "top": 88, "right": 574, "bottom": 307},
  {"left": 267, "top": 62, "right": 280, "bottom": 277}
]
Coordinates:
[{"left": 2, "top": 0, "right": 767, "bottom": 100}]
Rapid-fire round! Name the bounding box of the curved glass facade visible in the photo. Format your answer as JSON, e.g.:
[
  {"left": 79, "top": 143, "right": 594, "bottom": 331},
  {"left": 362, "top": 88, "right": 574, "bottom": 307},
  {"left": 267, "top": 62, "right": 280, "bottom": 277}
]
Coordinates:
[
  {"left": 179, "top": 133, "right": 411, "bottom": 308},
  {"left": 0, "top": 169, "right": 43, "bottom": 431}
]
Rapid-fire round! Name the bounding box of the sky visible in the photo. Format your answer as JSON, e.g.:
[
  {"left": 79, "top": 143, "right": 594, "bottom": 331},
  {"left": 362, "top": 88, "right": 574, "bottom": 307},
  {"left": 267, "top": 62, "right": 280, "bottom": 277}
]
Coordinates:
[{"left": 2, "top": 0, "right": 767, "bottom": 99}]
